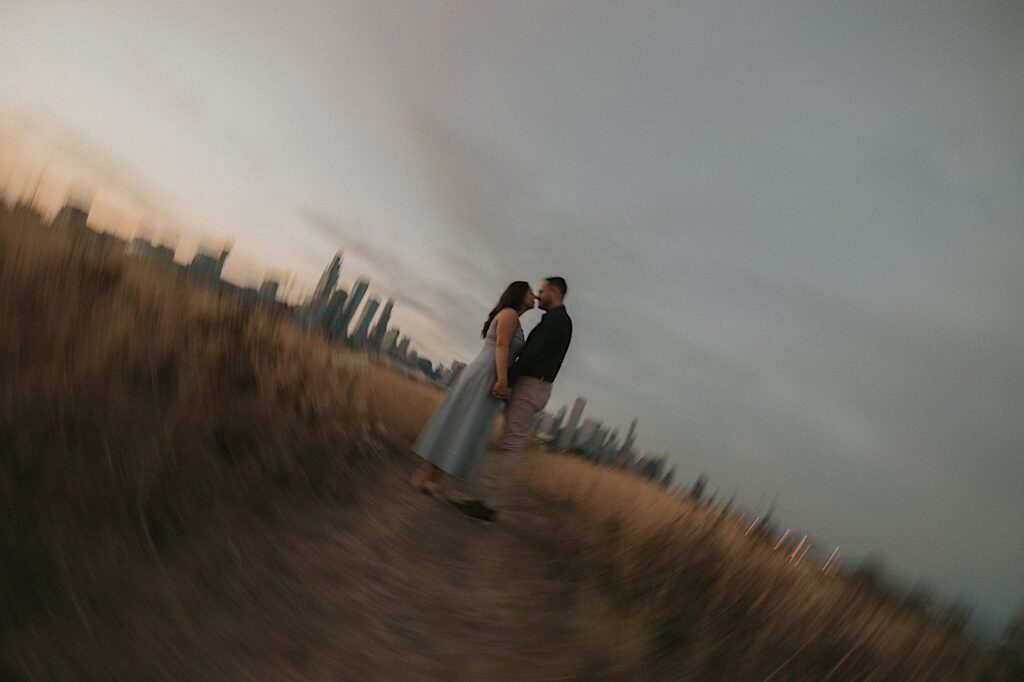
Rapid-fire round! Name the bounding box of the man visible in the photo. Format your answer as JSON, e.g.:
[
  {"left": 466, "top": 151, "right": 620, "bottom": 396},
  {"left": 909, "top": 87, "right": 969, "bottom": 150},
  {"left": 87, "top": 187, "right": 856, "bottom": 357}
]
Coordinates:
[{"left": 456, "top": 277, "right": 573, "bottom": 522}]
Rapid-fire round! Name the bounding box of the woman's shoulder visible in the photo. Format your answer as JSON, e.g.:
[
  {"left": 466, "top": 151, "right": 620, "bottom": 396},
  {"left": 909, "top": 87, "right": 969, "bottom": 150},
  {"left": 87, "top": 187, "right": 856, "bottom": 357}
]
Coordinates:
[{"left": 494, "top": 307, "right": 518, "bottom": 323}]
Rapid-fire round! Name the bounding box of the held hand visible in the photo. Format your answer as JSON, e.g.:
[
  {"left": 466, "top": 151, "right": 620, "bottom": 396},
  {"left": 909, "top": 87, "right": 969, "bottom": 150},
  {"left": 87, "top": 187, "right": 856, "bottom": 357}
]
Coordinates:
[{"left": 491, "top": 381, "right": 510, "bottom": 400}]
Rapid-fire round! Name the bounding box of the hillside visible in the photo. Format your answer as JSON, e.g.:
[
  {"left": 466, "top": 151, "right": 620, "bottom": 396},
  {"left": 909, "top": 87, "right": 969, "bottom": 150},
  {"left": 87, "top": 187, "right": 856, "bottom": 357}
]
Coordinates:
[{"left": 0, "top": 205, "right": 1009, "bottom": 679}]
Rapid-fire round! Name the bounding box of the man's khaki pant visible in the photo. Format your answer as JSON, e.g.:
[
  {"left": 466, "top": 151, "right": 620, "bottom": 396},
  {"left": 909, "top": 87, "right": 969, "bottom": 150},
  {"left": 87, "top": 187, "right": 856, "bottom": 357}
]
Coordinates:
[{"left": 483, "top": 377, "right": 552, "bottom": 510}]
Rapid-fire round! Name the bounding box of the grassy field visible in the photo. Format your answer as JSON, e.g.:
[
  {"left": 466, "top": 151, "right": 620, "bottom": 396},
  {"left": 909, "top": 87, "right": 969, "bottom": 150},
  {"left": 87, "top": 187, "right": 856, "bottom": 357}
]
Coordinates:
[{"left": 1, "top": 203, "right": 1016, "bottom": 679}]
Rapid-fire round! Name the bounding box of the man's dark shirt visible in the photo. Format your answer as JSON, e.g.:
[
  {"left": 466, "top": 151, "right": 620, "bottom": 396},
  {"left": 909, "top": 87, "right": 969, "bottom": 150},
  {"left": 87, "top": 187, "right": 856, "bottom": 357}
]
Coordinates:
[{"left": 509, "top": 305, "right": 572, "bottom": 385}]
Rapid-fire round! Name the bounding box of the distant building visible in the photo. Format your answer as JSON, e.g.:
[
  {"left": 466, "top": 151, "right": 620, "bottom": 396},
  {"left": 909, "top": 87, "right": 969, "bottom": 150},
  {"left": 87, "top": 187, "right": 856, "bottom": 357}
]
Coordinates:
[
  {"left": 619, "top": 418, "right": 639, "bottom": 461},
  {"left": 575, "top": 418, "right": 601, "bottom": 453},
  {"left": 188, "top": 246, "right": 230, "bottom": 283},
  {"left": 257, "top": 279, "right": 279, "bottom": 304},
  {"left": 536, "top": 414, "right": 556, "bottom": 441},
  {"left": 559, "top": 397, "right": 587, "bottom": 448},
  {"left": 382, "top": 328, "right": 401, "bottom": 356},
  {"left": 368, "top": 297, "right": 394, "bottom": 351},
  {"left": 640, "top": 454, "right": 664, "bottom": 480},
  {"left": 312, "top": 252, "right": 343, "bottom": 306},
  {"left": 416, "top": 356, "right": 434, "bottom": 378},
  {"left": 52, "top": 203, "right": 89, "bottom": 232},
  {"left": 322, "top": 289, "right": 349, "bottom": 335},
  {"left": 602, "top": 437, "right": 620, "bottom": 462},
  {"left": 335, "top": 278, "right": 369, "bottom": 339},
  {"left": 86, "top": 230, "right": 129, "bottom": 256},
  {"left": 127, "top": 237, "right": 175, "bottom": 264},
  {"left": 581, "top": 420, "right": 606, "bottom": 457},
  {"left": 532, "top": 410, "right": 549, "bottom": 431},
  {"left": 396, "top": 336, "right": 411, "bottom": 361},
  {"left": 450, "top": 360, "right": 467, "bottom": 382},
  {"left": 304, "top": 252, "right": 342, "bottom": 325},
  {"left": 350, "top": 297, "right": 381, "bottom": 348},
  {"left": 601, "top": 429, "right": 620, "bottom": 462},
  {"left": 533, "top": 410, "right": 550, "bottom": 431},
  {"left": 548, "top": 405, "right": 568, "bottom": 444}
]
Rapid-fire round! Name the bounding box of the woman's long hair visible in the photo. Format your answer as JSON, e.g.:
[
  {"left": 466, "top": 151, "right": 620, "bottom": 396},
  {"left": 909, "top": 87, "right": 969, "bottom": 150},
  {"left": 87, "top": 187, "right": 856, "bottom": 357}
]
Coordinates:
[{"left": 482, "top": 281, "right": 530, "bottom": 338}]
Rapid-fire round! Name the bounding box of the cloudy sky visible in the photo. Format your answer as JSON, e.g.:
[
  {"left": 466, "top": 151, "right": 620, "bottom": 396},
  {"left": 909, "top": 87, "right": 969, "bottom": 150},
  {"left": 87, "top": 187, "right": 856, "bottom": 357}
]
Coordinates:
[{"left": 2, "top": 1, "right": 1021, "bottom": 633}]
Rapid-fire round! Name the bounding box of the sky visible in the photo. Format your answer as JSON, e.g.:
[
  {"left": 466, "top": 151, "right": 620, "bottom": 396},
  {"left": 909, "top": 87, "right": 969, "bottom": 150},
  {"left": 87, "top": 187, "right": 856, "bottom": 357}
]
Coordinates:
[{"left": 1, "top": 1, "right": 1022, "bottom": 634}]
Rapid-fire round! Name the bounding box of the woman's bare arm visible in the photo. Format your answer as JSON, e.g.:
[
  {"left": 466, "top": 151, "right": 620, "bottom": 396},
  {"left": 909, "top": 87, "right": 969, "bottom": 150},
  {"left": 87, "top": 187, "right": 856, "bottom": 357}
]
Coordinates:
[{"left": 492, "top": 308, "right": 517, "bottom": 397}]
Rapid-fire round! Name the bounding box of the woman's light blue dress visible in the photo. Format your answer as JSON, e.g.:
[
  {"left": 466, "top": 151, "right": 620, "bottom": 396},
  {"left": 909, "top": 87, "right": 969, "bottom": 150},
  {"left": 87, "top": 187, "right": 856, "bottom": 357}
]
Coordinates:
[{"left": 413, "top": 319, "right": 525, "bottom": 479}]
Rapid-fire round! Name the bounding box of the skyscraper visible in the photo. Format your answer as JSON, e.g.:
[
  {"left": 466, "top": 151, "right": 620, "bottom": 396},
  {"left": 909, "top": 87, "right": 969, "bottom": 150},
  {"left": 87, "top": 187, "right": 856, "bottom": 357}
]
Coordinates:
[
  {"left": 312, "top": 251, "right": 343, "bottom": 305},
  {"left": 368, "top": 297, "right": 394, "bottom": 351},
  {"left": 416, "top": 356, "right": 434, "bottom": 378},
  {"left": 322, "top": 289, "right": 348, "bottom": 336},
  {"left": 52, "top": 203, "right": 89, "bottom": 232},
  {"left": 602, "top": 429, "right": 620, "bottom": 463},
  {"left": 558, "top": 397, "right": 587, "bottom": 448},
  {"left": 188, "top": 245, "right": 230, "bottom": 283},
  {"left": 591, "top": 427, "right": 609, "bottom": 457},
  {"left": 306, "top": 251, "right": 342, "bottom": 327},
  {"left": 602, "top": 438, "right": 620, "bottom": 463},
  {"left": 396, "top": 336, "right": 411, "bottom": 360},
  {"left": 549, "top": 404, "right": 568, "bottom": 443},
  {"left": 575, "top": 418, "right": 601, "bottom": 452},
  {"left": 382, "top": 328, "right": 400, "bottom": 356},
  {"left": 619, "top": 417, "right": 639, "bottom": 461},
  {"left": 580, "top": 419, "right": 605, "bottom": 456},
  {"left": 335, "top": 278, "right": 368, "bottom": 339},
  {"left": 350, "top": 297, "right": 380, "bottom": 348},
  {"left": 257, "top": 279, "right": 279, "bottom": 304},
  {"left": 534, "top": 412, "right": 553, "bottom": 437}
]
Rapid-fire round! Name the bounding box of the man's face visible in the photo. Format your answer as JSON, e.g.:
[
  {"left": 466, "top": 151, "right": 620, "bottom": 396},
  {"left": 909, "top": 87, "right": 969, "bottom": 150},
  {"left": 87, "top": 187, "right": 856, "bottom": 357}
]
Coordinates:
[{"left": 536, "top": 281, "right": 553, "bottom": 311}]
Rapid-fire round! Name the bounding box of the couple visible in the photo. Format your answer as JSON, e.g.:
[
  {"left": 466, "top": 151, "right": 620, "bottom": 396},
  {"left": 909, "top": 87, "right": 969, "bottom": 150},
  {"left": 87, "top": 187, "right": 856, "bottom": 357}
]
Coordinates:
[{"left": 410, "top": 277, "right": 572, "bottom": 522}]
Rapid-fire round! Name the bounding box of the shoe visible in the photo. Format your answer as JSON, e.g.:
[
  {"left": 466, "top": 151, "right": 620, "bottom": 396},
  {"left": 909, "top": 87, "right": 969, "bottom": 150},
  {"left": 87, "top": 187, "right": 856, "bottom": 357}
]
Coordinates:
[{"left": 453, "top": 499, "right": 497, "bottom": 522}]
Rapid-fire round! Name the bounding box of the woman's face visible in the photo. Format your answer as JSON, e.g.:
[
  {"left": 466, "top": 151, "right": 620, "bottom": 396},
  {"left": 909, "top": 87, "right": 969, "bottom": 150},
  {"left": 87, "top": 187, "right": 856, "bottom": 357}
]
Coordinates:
[{"left": 521, "top": 288, "right": 536, "bottom": 311}]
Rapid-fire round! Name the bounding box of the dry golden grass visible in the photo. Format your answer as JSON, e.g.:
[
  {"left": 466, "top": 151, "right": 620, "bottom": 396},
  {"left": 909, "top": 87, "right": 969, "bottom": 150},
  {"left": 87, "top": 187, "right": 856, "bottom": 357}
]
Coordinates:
[
  {"left": 1, "top": 204, "right": 385, "bottom": 629},
  {"left": 518, "top": 454, "right": 989, "bottom": 678},
  {"left": 1, "top": 203, "right": 1011, "bottom": 679}
]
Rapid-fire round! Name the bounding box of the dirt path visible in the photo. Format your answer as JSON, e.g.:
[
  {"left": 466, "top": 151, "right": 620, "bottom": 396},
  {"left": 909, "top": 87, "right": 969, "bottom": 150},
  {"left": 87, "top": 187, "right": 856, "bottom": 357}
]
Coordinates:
[{"left": 14, "top": 455, "right": 611, "bottom": 680}]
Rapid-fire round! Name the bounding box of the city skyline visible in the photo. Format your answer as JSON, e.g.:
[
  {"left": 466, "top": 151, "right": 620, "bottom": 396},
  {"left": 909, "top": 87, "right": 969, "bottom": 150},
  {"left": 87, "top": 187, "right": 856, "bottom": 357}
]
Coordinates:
[
  {"left": 17, "top": 192, "right": 462, "bottom": 387},
  {"left": 299, "top": 254, "right": 450, "bottom": 378}
]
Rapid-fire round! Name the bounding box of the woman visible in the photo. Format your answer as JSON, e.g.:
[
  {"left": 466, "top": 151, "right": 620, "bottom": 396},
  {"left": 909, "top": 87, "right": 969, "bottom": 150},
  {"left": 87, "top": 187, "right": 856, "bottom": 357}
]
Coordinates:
[{"left": 410, "top": 281, "right": 534, "bottom": 495}]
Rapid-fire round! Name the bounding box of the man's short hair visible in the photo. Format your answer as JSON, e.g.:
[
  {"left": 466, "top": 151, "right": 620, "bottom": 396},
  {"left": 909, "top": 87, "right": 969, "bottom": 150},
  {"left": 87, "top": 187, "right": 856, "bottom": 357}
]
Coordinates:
[{"left": 544, "top": 276, "right": 568, "bottom": 298}]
